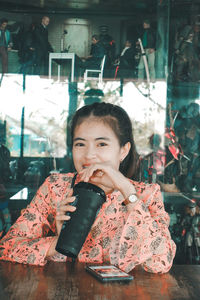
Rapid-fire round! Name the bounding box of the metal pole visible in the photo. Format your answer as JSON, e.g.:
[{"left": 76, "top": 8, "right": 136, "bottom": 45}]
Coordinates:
[
  {"left": 138, "top": 38, "right": 150, "bottom": 86},
  {"left": 20, "top": 106, "right": 25, "bottom": 159},
  {"left": 67, "top": 82, "right": 78, "bottom": 157}
]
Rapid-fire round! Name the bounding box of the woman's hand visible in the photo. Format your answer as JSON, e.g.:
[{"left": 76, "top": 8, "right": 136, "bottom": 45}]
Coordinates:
[
  {"left": 55, "top": 189, "right": 76, "bottom": 236},
  {"left": 46, "top": 189, "right": 77, "bottom": 258},
  {"left": 79, "top": 162, "right": 136, "bottom": 197}
]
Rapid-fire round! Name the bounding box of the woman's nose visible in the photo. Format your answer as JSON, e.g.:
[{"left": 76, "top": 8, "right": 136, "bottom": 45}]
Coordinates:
[{"left": 85, "top": 144, "right": 96, "bottom": 159}]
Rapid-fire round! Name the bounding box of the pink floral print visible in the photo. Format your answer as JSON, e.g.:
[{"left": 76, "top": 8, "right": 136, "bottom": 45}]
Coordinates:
[{"left": 0, "top": 173, "right": 176, "bottom": 273}]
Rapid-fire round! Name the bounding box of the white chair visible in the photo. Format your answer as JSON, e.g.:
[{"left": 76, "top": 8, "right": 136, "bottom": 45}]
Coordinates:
[{"left": 84, "top": 55, "right": 106, "bottom": 84}]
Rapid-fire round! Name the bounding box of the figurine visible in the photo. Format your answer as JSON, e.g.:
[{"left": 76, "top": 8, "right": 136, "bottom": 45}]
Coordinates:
[{"left": 181, "top": 201, "right": 200, "bottom": 264}]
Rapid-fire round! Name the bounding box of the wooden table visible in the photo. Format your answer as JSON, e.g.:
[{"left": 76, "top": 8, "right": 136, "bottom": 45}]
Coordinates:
[{"left": 0, "top": 261, "right": 199, "bottom": 300}]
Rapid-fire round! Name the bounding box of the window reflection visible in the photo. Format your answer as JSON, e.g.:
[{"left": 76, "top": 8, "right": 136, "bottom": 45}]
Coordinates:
[{"left": 0, "top": 74, "right": 69, "bottom": 158}]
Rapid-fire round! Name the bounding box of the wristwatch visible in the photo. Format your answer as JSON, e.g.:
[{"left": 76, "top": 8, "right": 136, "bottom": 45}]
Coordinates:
[{"left": 123, "top": 193, "right": 138, "bottom": 206}]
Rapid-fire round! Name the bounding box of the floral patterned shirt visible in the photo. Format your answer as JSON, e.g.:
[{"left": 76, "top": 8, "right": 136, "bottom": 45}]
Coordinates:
[{"left": 0, "top": 173, "right": 176, "bottom": 273}]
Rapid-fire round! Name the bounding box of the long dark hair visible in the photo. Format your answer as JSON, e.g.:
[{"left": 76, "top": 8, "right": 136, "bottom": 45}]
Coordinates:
[{"left": 70, "top": 102, "right": 139, "bottom": 180}]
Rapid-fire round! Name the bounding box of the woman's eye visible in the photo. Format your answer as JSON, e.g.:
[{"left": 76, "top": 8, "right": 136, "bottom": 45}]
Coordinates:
[
  {"left": 98, "top": 142, "right": 107, "bottom": 147},
  {"left": 74, "top": 142, "right": 85, "bottom": 147}
]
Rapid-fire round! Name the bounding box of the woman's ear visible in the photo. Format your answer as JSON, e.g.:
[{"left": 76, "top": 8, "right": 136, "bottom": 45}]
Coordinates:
[{"left": 120, "top": 142, "right": 131, "bottom": 162}]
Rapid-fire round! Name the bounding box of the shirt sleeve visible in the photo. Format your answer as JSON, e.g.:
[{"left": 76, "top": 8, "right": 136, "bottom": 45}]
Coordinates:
[
  {"left": 110, "top": 183, "right": 176, "bottom": 274},
  {"left": 0, "top": 176, "right": 66, "bottom": 266}
]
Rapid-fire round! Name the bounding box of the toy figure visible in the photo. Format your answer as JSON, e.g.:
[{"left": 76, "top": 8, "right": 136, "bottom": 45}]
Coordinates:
[
  {"left": 140, "top": 134, "right": 165, "bottom": 183},
  {"left": 167, "top": 204, "right": 181, "bottom": 243},
  {"left": 181, "top": 201, "right": 200, "bottom": 264}
]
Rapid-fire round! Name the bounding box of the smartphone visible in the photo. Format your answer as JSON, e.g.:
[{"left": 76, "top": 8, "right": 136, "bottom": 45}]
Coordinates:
[{"left": 85, "top": 265, "right": 134, "bottom": 283}]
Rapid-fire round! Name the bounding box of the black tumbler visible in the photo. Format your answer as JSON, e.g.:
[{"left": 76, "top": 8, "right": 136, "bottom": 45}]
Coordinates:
[{"left": 55, "top": 181, "right": 106, "bottom": 258}]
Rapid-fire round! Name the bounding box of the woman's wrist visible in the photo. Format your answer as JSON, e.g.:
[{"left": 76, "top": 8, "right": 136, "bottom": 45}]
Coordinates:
[
  {"left": 46, "top": 236, "right": 59, "bottom": 258},
  {"left": 117, "top": 177, "right": 141, "bottom": 206},
  {"left": 118, "top": 178, "right": 137, "bottom": 200},
  {"left": 123, "top": 195, "right": 140, "bottom": 207}
]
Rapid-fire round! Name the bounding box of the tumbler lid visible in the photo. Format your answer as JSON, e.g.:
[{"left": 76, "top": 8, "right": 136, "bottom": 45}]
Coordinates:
[{"left": 73, "top": 182, "right": 106, "bottom": 201}]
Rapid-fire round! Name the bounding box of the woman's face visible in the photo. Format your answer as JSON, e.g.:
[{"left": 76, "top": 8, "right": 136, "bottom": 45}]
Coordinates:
[{"left": 72, "top": 118, "right": 129, "bottom": 173}]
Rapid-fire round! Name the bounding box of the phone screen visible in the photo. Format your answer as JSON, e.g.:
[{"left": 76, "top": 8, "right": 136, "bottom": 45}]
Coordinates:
[{"left": 85, "top": 265, "right": 134, "bottom": 282}]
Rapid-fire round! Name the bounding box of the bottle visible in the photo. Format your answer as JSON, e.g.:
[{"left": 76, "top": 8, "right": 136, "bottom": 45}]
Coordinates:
[{"left": 56, "top": 181, "right": 106, "bottom": 258}]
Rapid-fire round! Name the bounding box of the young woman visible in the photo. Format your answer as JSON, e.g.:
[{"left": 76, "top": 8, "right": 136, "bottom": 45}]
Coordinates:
[{"left": 0, "top": 102, "right": 176, "bottom": 273}]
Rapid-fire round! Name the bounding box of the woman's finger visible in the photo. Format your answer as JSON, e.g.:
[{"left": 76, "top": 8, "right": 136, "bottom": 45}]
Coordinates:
[
  {"left": 57, "top": 204, "right": 76, "bottom": 215},
  {"left": 59, "top": 195, "right": 76, "bottom": 207},
  {"left": 80, "top": 164, "right": 107, "bottom": 181},
  {"left": 55, "top": 214, "right": 71, "bottom": 221}
]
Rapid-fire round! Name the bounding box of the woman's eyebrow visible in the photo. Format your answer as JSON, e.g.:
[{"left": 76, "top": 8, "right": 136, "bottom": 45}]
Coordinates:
[
  {"left": 73, "top": 137, "right": 85, "bottom": 142},
  {"left": 95, "top": 137, "right": 110, "bottom": 141},
  {"left": 73, "top": 137, "right": 110, "bottom": 141}
]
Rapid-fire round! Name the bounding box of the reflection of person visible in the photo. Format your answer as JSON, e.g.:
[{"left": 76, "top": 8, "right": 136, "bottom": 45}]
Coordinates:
[
  {"left": 0, "top": 102, "right": 176, "bottom": 274},
  {"left": 19, "top": 23, "right": 36, "bottom": 75},
  {"left": 175, "top": 30, "right": 200, "bottom": 82},
  {"left": 0, "top": 18, "right": 12, "bottom": 73},
  {"left": 99, "top": 25, "right": 115, "bottom": 69},
  {"left": 115, "top": 40, "right": 136, "bottom": 78},
  {"left": 84, "top": 35, "right": 105, "bottom": 68},
  {"left": 77, "top": 35, "right": 106, "bottom": 76},
  {"left": 137, "top": 19, "right": 156, "bottom": 82},
  {"left": 33, "top": 16, "right": 53, "bottom": 75}
]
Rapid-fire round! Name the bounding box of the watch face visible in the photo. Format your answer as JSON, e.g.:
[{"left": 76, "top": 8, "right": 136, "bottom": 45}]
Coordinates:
[{"left": 128, "top": 194, "right": 138, "bottom": 203}]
